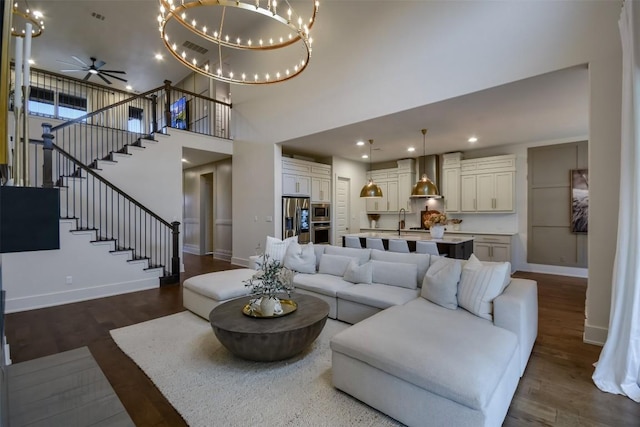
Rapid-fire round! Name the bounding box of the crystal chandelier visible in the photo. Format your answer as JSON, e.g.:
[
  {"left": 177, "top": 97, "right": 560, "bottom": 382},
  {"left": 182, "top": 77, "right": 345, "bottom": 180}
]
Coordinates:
[{"left": 157, "top": 0, "right": 319, "bottom": 85}]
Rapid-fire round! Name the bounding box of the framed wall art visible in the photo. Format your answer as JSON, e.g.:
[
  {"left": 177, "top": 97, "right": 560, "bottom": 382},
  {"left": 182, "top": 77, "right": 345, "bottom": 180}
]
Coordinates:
[{"left": 571, "top": 169, "right": 588, "bottom": 233}]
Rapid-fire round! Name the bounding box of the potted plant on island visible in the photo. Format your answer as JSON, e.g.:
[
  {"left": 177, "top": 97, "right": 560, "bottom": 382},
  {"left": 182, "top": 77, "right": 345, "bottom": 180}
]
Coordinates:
[
  {"left": 424, "top": 213, "right": 447, "bottom": 239},
  {"left": 244, "top": 255, "right": 295, "bottom": 317}
]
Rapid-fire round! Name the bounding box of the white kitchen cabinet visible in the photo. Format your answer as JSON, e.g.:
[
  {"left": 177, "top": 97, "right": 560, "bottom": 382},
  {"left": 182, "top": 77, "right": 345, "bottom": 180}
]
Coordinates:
[
  {"left": 459, "top": 154, "right": 515, "bottom": 213},
  {"left": 473, "top": 234, "right": 512, "bottom": 263},
  {"left": 398, "top": 172, "right": 413, "bottom": 212},
  {"left": 365, "top": 160, "right": 414, "bottom": 213},
  {"left": 283, "top": 173, "right": 311, "bottom": 196},
  {"left": 387, "top": 180, "right": 398, "bottom": 212},
  {"left": 476, "top": 172, "right": 514, "bottom": 212},
  {"left": 311, "top": 177, "right": 331, "bottom": 203},
  {"left": 282, "top": 158, "right": 330, "bottom": 199},
  {"left": 460, "top": 175, "right": 477, "bottom": 212},
  {"left": 443, "top": 167, "right": 460, "bottom": 212},
  {"left": 366, "top": 181, "right": 388, "bottom": 212}
]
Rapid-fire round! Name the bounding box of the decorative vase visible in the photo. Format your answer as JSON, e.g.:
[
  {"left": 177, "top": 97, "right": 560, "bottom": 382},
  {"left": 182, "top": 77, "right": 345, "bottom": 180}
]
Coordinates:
[
  {"left": 430, "top": 225, "right": 445, "bottom": 239},
  {"left": 371, "top": 219, "right": 376, "bottom": 229},
  {"left": 260, "top": 297, "right": 278, "bottom": 316}
]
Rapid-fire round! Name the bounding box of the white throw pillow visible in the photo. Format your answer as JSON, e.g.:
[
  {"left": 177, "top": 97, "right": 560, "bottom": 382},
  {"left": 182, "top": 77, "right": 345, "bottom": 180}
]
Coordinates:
[
  {"left": 343, "top": 260, "right": 373, "bottom": 284},
  {"left": 421, "top": 258, "right": 462, "bottom": 310},
  {"left": 318, "top": 254, "right": 357, "bottom": 277},
  {"left": 283, "top": 242, "right": 316, "bottom": 274},
  {"left": 457, "top": 254, "right": 510, "bottom": 320},
  {"left": 371, "top": 260, "right": 419, "bottom": 289},
  {"left": 265, "top": 235, "right": 298, "bottom": 264}
]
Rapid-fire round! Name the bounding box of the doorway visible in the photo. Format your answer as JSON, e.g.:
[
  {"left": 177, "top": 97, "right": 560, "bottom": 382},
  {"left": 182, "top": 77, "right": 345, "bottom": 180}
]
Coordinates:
[
  {"left": 335, "top": 177, "right": 350, "bottom": 244},
  {"left": 200, "top": 173, "right": 214, "bottom": 255}
]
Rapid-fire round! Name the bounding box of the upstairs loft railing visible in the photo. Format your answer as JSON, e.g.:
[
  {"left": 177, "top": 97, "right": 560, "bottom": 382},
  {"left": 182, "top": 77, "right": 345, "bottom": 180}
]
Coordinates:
[{"left": 13, "top": 65, "right": 232, "bottom": 142}]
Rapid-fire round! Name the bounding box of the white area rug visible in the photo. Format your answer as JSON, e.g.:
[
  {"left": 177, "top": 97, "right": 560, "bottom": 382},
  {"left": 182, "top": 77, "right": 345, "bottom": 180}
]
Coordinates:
[{"left": 111, "top": 311, "right": 401, "bottom": 427}]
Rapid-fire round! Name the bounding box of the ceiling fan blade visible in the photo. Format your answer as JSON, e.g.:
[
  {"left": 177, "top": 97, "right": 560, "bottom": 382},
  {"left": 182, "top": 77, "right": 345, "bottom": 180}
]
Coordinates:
[
  {"left": 94, "top": 60, "right": 106, "bottom": 69},
  {"left": 83, "top": 72, "right": 92, "bottom": 81},
  {"left": 99, "top": 69, "right": 126, "bottom": 74},
  {"left": 57, "top": 59, "right": 84, "bottom": 67},
  {"left": 101, "top": 72, "right": 127, "bottom": 83},
  {"left": 72, "top": 56, "right": 89, "bottom": 67},
  {"left": 98, "top": 73, "right": 112, "bottom": 85},
  {"left": 60, "top": 69, "right": 84, "bottom": 72}
]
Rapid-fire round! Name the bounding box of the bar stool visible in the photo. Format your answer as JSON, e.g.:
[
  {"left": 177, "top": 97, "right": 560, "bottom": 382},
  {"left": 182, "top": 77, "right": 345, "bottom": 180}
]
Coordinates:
[
  {"left": 345, "top": 236, "right": 362, "bottom": 248},
  {"left": 365, "top": 238, "right": 385, "bottom": 250},
  {"left": 388, "top": 239, "right": 410, "bottom": 253},
  {"left": 416, "top": 241, "right": 440, "bottom": 255}
]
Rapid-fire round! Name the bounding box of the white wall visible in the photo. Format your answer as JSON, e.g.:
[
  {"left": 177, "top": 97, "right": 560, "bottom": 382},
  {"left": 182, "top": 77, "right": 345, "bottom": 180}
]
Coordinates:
[
  {"left": 229, "top": 1, "right": 623, "bottom": 344},
  {"left": 459, "top": 136, "right": 590, "bottom": 278},
  {"left": 2, "top": 220, "right": 161, "bottom": 312},
  {"left": 231, "top": 140, "right": 279, "bottom": 267}
]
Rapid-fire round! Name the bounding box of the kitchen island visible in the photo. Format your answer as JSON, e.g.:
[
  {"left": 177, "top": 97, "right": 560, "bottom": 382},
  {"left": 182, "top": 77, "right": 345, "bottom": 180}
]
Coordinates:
[{"left": 342, "top": 232, "right": 474, "bottom": 260}]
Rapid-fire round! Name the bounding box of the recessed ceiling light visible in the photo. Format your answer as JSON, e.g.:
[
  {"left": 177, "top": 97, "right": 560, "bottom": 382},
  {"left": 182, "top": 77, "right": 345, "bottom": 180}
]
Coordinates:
[
  {"left": 361, "top": 154, "right": 368, "bottom": 159},
  {"left": 126, "top": 85, "right": 132, "bottom": 90},
  {"left": 181, "top": 158, "right": 188, "bottom": 163},
  {"left": 356, "top": 141, "right": 365, "bottom": 146},
  {"left": 28, "top": 59, "right": 35, "bottom": 65},
  {"left": 407, "top": 147, "right": 415, "bottom": 152},
  {"left": 155, "top": 53, "right": 164, "bottom": 60},
  {"left": 468, "top": 136, "right": 478, "bottom": 143}
]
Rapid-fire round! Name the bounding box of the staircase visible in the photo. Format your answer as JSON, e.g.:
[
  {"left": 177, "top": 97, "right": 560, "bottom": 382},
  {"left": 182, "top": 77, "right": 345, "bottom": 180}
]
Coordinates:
[{"left": 31, "top": 85, "right": 182, "bottom": 286}]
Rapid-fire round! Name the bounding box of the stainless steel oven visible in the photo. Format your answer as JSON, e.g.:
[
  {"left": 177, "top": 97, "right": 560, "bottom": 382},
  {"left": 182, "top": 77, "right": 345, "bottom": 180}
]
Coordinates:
[
  {"left": 311, "top": 203, "right": 330, "bottom": 222},
  {"left": 311, "top": 223, "right": 331, "bottom": 245}
]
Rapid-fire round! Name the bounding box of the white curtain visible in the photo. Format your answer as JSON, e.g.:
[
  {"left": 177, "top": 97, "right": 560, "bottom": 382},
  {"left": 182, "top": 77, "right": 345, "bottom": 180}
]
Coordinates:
[{"left": 592, "top": 0, "right": 640, "bottom": 402}]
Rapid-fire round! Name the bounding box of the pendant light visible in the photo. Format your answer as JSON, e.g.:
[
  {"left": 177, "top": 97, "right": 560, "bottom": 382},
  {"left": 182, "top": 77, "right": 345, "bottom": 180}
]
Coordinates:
[
  {"left": 411, "top": 128, "right": 441, "bottom": 198},
  {"left": 360, "top": 139, "right": 383, "bottom": 198}
]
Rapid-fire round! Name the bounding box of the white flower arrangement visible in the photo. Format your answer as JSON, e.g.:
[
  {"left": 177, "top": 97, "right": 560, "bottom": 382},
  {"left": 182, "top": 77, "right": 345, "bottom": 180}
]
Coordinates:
[{"left": 244, "top": 255, "right": 295, "bottom": 301}]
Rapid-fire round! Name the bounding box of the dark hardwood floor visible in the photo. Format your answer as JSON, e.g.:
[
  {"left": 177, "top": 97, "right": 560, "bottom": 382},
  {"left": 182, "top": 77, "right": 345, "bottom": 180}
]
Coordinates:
[{"left": 5, "top": 256, "right": 640, "bottom": 426}]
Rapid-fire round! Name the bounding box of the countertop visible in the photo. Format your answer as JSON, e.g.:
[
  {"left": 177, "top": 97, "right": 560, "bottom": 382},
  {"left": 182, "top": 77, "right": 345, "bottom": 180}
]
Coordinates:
[
  {"left": 344, "top": 232, "right": 474, "bottom": 244},
  {"left": 359, "top": 228, "right": 517, "bottom": 236}
]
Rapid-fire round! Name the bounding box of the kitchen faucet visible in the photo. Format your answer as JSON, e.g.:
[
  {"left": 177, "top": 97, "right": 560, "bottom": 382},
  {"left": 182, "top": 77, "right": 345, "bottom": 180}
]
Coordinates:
[{"left": 398, "top": 208, "right": 406, "bottom": 236}]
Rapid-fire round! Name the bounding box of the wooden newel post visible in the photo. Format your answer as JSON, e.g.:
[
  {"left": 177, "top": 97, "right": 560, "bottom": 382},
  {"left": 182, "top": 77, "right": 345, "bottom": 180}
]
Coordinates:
[
  {"left": 171, "top": 221, "right": 180, "bottom": 279},
  {"left": 163, "top": 80, "right": 172, "bottom": 131},
  {"left": 41, "top": 123, "right": 54, "bottom": 188},
  {"left": 151, "top": 94, "right": 158, "bottom": 134}
]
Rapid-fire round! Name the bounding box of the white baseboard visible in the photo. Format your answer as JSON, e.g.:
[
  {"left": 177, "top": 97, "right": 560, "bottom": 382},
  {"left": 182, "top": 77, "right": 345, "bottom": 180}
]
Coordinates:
[
  {"left": 5, "top": 278, "right": 159, "bottom": 313},
  {"left": 231, "top": 256, "right": 250, "bottom": 268},
  {"left": 583, "top": 322, "right": 607, "bottom": 346},
  {"left": 183, "top": 244, "right": 200, "bottom": 255},
  {"left": 517, "top": 263, "right": 588, "bottom": 278},
  {"left": 214, "top": 249, "right": 232, "bottom": 262}
]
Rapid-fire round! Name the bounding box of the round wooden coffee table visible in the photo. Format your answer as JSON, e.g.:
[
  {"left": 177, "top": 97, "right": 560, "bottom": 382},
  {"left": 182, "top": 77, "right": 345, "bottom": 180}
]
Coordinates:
[{"left": 209, "top": 293, "right": 329, "bottom": 362}]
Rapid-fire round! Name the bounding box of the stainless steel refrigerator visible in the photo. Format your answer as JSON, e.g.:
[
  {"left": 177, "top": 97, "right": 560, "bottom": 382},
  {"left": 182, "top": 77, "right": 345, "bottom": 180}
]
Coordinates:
[{"left": 282, "top": 197, "right": 310, "bottom": 244}]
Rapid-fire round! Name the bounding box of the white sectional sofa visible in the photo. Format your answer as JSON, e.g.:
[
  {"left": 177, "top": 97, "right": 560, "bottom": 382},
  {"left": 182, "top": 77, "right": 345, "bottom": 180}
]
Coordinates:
[{"left": 183, "top": 243, "right": 538, "bottom": 427}]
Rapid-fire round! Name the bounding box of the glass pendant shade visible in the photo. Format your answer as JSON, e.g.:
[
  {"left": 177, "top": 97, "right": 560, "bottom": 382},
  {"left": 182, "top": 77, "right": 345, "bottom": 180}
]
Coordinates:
[
  {"left": 360, "top": 139, "right": 383, "bottom": 198},
  {"left": 411, "top": 128, "right": 441, "bottom": 198}
]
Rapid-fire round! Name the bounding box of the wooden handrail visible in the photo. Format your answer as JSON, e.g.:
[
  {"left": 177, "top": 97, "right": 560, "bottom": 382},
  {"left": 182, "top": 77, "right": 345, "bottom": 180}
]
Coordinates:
[{"left": 49, "top": 142, "right": 173, "bottom": 229}]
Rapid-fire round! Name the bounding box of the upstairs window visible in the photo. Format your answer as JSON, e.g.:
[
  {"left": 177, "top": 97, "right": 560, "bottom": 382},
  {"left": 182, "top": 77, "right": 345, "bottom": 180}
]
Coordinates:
[
  {"left": 28, "top": 86, "right": 55, "bottom": 117},
  {"left": 127, "top": 106, "right": 144, "bottom": 133},
  {"left": 58, "top": 93, "right": 87, "bottom": 120}
]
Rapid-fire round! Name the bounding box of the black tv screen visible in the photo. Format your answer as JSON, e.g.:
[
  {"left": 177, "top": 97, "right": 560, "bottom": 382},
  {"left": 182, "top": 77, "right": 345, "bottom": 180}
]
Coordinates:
[{"left": 170, "top": 97, "right": 187, "bottom": 130}]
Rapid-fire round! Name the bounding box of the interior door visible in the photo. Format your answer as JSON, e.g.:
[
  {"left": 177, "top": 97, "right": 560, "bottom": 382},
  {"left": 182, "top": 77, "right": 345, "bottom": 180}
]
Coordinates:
[{"left": 335, "top": 177, "right": 350, "bottom": 245}]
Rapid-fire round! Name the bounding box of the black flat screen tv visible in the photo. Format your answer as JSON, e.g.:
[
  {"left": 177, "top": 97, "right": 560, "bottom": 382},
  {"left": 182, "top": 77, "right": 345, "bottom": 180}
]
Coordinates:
[{"left": 170, "top": 96, "right": 188, "bottom": 130}]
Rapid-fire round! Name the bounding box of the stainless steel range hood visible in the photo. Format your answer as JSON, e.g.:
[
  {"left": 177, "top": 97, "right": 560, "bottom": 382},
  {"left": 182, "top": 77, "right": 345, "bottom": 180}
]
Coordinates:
[{"left": 410, "top": 154, "right": 441, "bottom": 198}]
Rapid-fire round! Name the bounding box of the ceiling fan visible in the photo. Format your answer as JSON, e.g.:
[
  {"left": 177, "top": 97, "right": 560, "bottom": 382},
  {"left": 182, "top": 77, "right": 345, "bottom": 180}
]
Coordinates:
[{"left": 58, "top": 56, "right": 127, "bottom": 85}]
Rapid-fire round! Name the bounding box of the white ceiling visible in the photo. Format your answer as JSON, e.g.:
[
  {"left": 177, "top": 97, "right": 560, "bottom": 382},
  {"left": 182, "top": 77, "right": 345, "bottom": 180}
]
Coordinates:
[
  {"left": 280, "top": 65, "right": 589, "bottom": 163},
  {"left": 18, "top": 1, "right": 589, "bottom": 164},
  {"left": 182, "top": 147, "right": 230, "bottom": 169}
]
